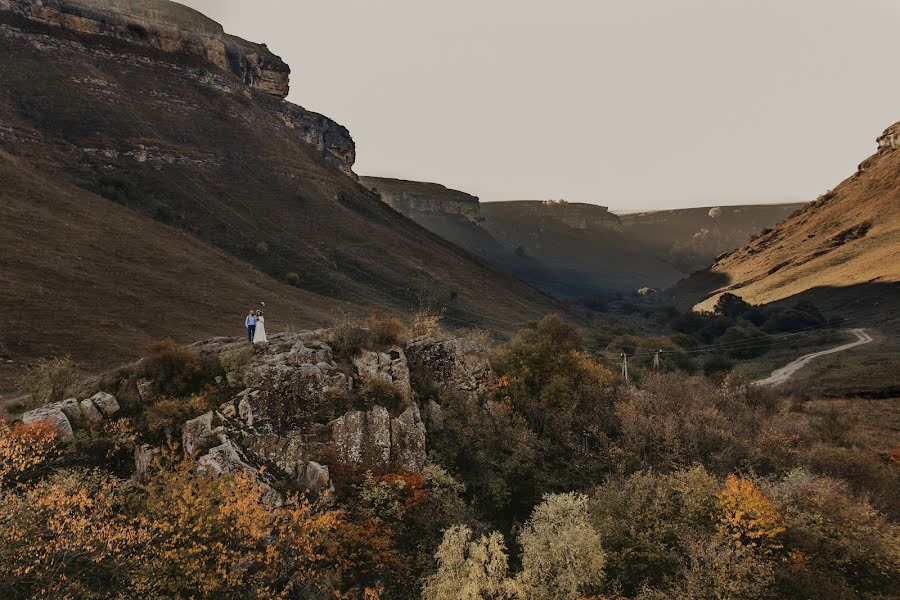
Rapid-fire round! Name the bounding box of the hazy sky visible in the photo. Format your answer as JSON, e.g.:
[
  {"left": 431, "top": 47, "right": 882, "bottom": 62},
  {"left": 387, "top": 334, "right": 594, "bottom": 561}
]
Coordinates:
[{"left": 182, "top": 0, "right": 900, "bottom": 211}]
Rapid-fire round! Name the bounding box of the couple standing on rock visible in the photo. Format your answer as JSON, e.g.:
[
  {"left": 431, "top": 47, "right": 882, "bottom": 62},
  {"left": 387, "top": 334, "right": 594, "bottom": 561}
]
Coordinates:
[{"left": 245, "top": 309, "right": 268, "bottom": 344}]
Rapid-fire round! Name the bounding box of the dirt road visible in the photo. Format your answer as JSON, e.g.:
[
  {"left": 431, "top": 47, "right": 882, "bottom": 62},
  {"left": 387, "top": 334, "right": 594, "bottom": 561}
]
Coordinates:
[{"left": 755, "top": 328, "right": 873, "bottom": 386}]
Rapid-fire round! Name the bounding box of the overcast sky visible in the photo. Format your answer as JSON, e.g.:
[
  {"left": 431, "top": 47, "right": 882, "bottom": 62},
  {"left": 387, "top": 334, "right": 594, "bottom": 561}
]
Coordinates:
[{"left": 182, "top": 0, "right": 900, "bottom": 211}]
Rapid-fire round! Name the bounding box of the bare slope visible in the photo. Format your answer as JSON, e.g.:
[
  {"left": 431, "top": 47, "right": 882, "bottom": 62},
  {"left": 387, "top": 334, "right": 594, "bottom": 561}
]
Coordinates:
[
  {"left": 0, "top": 150, "right": 350, "bottom": 395},
  {"left": 0, "top": 0, "right": 561, "bottom": 362},
  {"left": 682, "top": 123, "right": 900, "bottom": 313}
]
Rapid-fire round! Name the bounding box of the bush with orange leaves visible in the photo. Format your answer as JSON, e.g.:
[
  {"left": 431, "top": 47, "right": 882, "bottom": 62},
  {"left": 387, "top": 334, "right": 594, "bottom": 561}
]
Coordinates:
[
  {"left": 717, "top": 474, "right": 786, "bottom": 554},
  {"left": 0, "top": 443, "right": 401, "bottom": 600},
  {"left": 131, "top": 458, "right": 401, "bottom": 599},
  {"left": 0, "top": 418, "right": 62, "bottom": 487},
  {"left": 0, "top": 468, "right": 148, "bottom": 600}
]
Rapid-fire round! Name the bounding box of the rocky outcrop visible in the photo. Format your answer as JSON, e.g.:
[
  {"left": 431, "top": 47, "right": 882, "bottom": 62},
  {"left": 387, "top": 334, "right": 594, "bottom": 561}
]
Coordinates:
[
  {"left": 405, "top": 335, "right": 496, "bottom": 402},
  {"left": 22, "top": 390, "right": 120, "bottom": 441},
  {"left": 360, "top": 177, "right": 482, "bottom": 223},
  {"left": 353, "top": 347, "right": 411, "bottom": 399},
  {"left": 1, "top": 0, "right": 357, "bottom": 175},
  {"left": 4, "top": 0, "right": 290, "bottom": 98}
]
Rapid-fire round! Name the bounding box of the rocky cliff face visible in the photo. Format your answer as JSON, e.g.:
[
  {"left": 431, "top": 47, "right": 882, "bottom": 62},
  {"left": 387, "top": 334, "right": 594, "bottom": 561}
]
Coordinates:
[
  {"left": 360, "top": 176, "right": 482, "bottom": 223},
  {"left": 23, "top": 328, "right": 499, "bottom": 501},
  {"left": 1, "top": 0, "right": 356, "bottom": 175}
]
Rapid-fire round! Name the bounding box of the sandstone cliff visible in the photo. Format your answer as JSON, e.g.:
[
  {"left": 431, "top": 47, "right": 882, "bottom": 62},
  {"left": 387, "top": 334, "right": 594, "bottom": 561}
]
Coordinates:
[{"left": 360, "top": 176, "right": 482, "bottom": 223}]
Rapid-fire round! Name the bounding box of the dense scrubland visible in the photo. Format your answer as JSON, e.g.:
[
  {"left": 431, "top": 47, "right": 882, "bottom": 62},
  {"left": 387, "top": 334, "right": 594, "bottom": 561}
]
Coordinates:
[{"left": 1, "top": 312, "right": 897, "bottom": 600}]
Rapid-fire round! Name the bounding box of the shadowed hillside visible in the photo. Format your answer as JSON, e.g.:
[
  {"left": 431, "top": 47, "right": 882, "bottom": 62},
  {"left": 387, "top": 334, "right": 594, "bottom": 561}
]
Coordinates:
[{"left": 620, "top": 203, "right": 806, "bottom": 274}]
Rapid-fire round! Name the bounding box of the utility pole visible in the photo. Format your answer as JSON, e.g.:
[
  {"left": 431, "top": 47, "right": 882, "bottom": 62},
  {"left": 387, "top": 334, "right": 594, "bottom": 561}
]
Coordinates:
[
  {"left": 621, "top": 352, "right": 629, "bottom": 381},
  {"left": 653, "top": 349, "right": 662, "bottom": 374}
]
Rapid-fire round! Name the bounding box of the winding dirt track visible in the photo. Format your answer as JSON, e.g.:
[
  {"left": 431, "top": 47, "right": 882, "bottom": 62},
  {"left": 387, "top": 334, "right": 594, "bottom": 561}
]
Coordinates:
[{"left": 755, "top": 329, "right": 873, "bottom": 386}]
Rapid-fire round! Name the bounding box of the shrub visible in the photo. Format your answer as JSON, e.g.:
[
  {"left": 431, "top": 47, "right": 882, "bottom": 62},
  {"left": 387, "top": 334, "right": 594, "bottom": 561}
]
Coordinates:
[
  {"left": 517, "top": 492, "right": 606, "bottom": 598},
  {"left": 365, "top": 312, "right": 408, "bottom": 347},
  {"left": 328, "top": 314, "right": 374, "bottom": 358},
  {"left": 284, "top": 271, "right": 300, "bottom": 286},
  {"left": 254, "top": 241, "right": 270, "bottom": 255},
  {"left": 0, "top": 419, "right": 63, "bottom": 487},
  {"left": 703, "top": 354, "right": 733, "bottom": 377},
  {"left": 423, "top": 526, "right": 515, "bottom": 600},
  {"left": 17, "top": 355, "right": 80, "bottom": 405},
  {"left": 588, "top": 467, "right": 720, "bottom": 595},
  {"left": 141, "top": 339, "right": 210, "bottom": 397},
  {"left": 719, "top": 325, "right": 771, "bottom": 359},
  {"left": 717, "top": 475, "right": 785, "bottom": 554},
  {"left": 410, "top": 308, "right": 446, "bottom": 338},
  {"left": 355, "top": 376, "right": 407, "bottom": 414}
]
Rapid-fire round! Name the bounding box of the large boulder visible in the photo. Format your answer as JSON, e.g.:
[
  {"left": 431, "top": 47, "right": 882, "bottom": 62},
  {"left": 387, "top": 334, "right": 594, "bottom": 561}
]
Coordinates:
[
  {"left": 78, "top": 399, "right": 104, "bottom": 427},
  {"left": 405, "top": 336, "right": 496, "bottom": 401},
  {"left": 89, "top": 392, "right": 120, "bottom": 417},
  {"left": 21, "top": 405, "right": 74, "bottom": 442}
]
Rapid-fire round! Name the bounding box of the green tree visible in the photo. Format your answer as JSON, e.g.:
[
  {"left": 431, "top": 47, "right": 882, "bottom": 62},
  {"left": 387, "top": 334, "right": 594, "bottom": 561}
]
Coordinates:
[{"left": 517, "top": 492, "right": 606, "bottom": 599}]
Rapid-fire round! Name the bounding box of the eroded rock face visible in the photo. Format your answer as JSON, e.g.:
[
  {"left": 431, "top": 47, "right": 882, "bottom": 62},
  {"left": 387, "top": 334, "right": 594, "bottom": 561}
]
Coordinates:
[
  {"left": 405, "top": 336, "right": 496, "bottom": 402},
  {"left": 330, "top": 406, "right": 393, "bottom": 470},
  {"left": 353, "top": 348, "right": 411, "bottom": 400},
  {"left": 1, "top": 0, "right": 356, "bottom": 175},
  {"left": 5, "top": 0, "right": 290, "bottom": 98}
]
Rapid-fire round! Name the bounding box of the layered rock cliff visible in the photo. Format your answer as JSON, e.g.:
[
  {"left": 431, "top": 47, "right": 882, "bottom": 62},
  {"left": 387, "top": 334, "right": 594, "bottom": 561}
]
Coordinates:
[
  {"left": 360, "top": 176, "right": 482, "bottom": 223},
  {"left": 1, "top": 0, "right": 356, "bottom": 174}
]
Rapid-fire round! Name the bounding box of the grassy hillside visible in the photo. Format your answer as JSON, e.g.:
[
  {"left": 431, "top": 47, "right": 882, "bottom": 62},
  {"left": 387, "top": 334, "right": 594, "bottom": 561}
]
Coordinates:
[{"left": 680, "top": 125, "right": 900, "bottom": 314}]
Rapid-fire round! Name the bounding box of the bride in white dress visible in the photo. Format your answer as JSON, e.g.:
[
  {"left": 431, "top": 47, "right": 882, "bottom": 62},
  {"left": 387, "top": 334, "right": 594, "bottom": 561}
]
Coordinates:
[{"left": 252, "top": 310, "right": 268, "bottom": 344}]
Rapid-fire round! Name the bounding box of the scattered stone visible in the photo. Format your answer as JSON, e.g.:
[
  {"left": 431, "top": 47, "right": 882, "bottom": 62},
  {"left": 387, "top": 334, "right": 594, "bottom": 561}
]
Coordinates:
[
  {"left": 134, "top": 444, "right": 160, "bottom": 480},
  {"left": 57, "top": 398, "right": 83, "bottom": 424},
  {"left": 79, "top": 398, "right": 104, "bottom": 427},
  {"left": 136, "top": 379, "right": 156, "bottom": 404},
  {"left": 89, "top": 392, "right": 120, "bottom": 417}
]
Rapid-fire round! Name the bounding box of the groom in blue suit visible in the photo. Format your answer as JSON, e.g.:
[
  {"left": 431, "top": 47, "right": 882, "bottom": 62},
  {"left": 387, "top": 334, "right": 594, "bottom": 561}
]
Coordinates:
[{"left": 245, "top": 310, "right": 257, "bottom": 342}]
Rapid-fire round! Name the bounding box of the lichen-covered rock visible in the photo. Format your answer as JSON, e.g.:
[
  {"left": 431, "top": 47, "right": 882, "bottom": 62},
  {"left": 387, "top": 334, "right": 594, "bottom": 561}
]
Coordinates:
[
  {"left": 79, "top": 398, "right": 104, "bottom": 427},
  {"left": 89, "top": 391, "right": 119, "bottom": 417},
  {"left": 391, "top": 405, "right": 427, "bottom": 471},
  {"left": 22, "top": 405, "right": 74, "bottom": 441},
  {"left": 182, "top": 411, "right": 226, "bottom": 457},
  {"left": 136, "top": 378, "right": 156, "bottom": 404},
  {"left": 405, "top": 336, "right": 496, "bottom": 401},
  {"left": 354, "top": 348, "right": 411, "bottom": 399},
  {"left": 57, "top": 398, "right": 83, "bottom": 424},
  {"left": 301, "top": 461, "right": 334, "bottom": 500},
  {"left": 330, "top": 406, "right": 392, "bottom": 470},
  {"left": 134, "top": 444, "right": 160, "bottom": 480}
]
